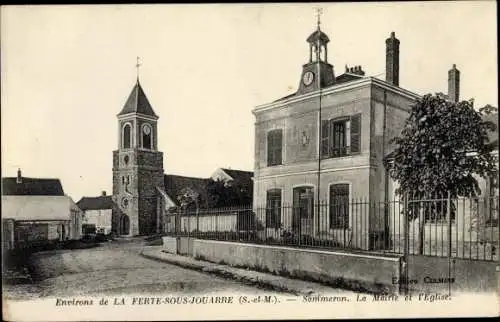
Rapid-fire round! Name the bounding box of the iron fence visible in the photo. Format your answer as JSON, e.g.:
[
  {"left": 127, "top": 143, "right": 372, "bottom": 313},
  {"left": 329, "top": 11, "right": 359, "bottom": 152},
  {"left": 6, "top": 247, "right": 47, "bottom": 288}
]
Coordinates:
[{"left": 164, "top": 195, "right": 499, "bottom": 261}]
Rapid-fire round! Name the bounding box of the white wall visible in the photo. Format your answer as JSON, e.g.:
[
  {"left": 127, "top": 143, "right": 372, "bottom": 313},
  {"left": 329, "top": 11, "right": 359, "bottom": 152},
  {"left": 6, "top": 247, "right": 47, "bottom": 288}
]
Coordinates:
[
  {"left": 83, "top": 209, "right": 112, "bottom": 234},
  {"left": 2, "top": 195, "right": 72, "bottom": 221}
]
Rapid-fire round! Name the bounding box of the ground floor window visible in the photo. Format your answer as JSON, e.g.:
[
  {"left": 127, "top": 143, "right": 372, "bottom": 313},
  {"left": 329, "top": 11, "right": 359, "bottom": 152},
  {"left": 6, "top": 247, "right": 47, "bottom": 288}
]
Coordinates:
[
  {"left": 330, "top": 184, "right": 349, "bottom": 229},
  {"left": 266, "top": 189, "right": 282, "bottom": 229}
]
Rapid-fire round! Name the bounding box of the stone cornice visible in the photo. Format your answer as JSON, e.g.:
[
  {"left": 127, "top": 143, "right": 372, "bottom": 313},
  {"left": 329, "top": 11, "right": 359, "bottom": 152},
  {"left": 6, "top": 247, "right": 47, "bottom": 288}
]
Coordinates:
[
  {"left": 253, "top": 77, "right": 421, "bottom": 115},
  {"left": 117, "top": 112, "right": 159, "bottom": 122}
]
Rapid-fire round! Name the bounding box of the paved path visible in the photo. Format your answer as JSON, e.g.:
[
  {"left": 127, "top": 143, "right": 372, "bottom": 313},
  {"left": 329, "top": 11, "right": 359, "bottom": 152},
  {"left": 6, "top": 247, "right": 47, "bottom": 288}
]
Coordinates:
[{"left": 3, "top": 238, "right": 281, "bottom": 300}]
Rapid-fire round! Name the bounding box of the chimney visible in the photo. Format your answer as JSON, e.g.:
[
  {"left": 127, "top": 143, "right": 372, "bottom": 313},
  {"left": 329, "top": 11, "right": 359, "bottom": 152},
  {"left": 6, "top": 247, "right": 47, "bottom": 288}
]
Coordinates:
[
  {"left": 385, "top": 31, "right": 400, "bottom": 86},
  {"left": 101, "top": 191, "right": 107, "bottom": 196},
  {"left": 448, "top": 64, "right": 460, "bottom": 103},
  {"left": 16, "top": 168, "right": 22, "bottom": 184}
]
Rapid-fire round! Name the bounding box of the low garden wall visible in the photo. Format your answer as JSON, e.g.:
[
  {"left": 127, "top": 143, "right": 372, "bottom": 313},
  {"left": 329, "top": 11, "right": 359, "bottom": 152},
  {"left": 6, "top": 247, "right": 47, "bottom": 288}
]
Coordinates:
[{"left": 192, "top": 239, "right": 401, "bottom": 294}]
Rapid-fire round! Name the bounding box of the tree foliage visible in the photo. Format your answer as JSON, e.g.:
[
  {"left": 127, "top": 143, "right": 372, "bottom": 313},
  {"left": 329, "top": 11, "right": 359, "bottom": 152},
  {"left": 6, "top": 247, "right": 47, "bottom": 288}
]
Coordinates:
[
  {"left": 206, "top": 179, "right": 252, "bottom": 208},
  {"left": 384, "top": 94, "right": 497, "bottom": 203}
]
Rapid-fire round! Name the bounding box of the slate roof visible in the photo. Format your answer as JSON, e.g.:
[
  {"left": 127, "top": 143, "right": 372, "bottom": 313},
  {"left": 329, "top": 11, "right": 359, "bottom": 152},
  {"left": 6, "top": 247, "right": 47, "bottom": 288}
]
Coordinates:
[
  {"left": 273, "top": 72, "right": 366, "bottom": 103},
  {"left": 334, "top": 73, "right": 364, "bottom": 85},
  {"left": 164, "top": 174, "right": 211, "bottom": 206},
  {"left": 118, "top": 80, "right": 158, "bottom": 117},
  {"left": 2, "top": 177, "right": 65, "bottom": 196},
  {"left": 77, "top": 196, "right": 115, "bottom": 211},
  {"left": 306, "top": 29, "right": 330, "bottom": 44},
  {"left": 221, "top": 168, "right": 253, "bottom": 186}
]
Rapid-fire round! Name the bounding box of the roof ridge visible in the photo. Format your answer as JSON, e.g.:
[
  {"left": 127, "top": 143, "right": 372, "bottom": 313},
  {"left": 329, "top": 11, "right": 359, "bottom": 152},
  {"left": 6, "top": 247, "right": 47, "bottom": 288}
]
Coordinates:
[
  {"left": 165, "top": 174, "right": 209, "bottom": 180},
  {"left": 2, "top": 177, "right": 61, "bottom": 180}
]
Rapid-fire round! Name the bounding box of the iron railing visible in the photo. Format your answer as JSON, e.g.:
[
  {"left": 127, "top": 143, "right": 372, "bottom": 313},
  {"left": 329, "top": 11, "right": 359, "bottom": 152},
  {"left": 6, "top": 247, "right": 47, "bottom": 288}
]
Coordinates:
[{"left": 164, "top": 195, "right": 499, "bottom": 261}]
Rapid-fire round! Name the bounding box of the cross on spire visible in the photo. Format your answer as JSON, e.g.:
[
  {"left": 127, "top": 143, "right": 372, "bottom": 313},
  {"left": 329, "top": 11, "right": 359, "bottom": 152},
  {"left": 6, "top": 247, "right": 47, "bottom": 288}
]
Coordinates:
[
  {"left": 315, "top": 7, "right": 323, "bottom": 30},
  {"left": 136, "top": 56, "right": 141, "bottom": 81}
]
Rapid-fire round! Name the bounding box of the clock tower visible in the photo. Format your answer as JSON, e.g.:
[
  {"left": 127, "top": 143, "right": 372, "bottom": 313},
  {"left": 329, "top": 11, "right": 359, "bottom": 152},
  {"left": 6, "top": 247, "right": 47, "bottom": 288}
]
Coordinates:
[
  {"left": 112, "top": 76, "right": 164, "bottom": 236},
  {"left": 297, "top": 16, "right": 336, "bottom": 95}
]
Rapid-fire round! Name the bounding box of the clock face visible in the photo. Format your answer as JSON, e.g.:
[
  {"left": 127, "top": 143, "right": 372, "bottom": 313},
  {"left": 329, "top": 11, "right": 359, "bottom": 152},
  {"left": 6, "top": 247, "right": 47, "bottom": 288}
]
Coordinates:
[
  {"left": 303, "top": 71, "right": 314, "bottom": 86},
  {"left": 143, "top": 125, "right": 151, "bottom": 135}
]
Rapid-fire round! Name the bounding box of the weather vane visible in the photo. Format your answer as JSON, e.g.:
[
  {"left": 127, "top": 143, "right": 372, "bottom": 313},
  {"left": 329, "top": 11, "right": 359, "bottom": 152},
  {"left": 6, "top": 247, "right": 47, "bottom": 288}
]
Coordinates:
[
  {"left": 315, "top": 7, "right": 323, "bottom": 29},
  {"left": 136, "top": 56, "right": 141, "bottom": 80}
]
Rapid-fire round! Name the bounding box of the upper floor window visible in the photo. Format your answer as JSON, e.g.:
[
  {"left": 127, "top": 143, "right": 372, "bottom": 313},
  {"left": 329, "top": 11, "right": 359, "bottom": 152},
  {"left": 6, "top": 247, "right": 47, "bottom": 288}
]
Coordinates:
[
  {"left": 267, "top": 129, "right": 283, "bottom": 166},
  {"left": 266, "top": 189, "right": 282, "bottom": 229},
  {"left": 329, "top": 184, "right": 350, "bottom": 229},
  {"left": 321, "top": 114, "right": 361, "bottom": 159},
  {"left": 142, "top": 124, "right": 152, "bottom": 149},
  {"left": 123, "top": 123, "right": 132, "bottom": 149}
]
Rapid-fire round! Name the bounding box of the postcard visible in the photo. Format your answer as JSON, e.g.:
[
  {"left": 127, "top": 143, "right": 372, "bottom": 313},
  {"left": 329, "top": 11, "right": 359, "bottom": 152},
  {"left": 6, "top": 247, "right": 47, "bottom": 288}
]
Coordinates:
[{"left": 1, "top": 2, "right": 498, "bottom": 321}]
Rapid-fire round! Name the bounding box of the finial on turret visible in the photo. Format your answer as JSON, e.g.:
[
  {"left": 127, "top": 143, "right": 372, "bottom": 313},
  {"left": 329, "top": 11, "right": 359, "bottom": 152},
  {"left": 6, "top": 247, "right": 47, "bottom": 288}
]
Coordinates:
[
  {"left": 136, "top": 56, "right": 141, "bottom": 82},
  {"left": 315, "top": 7, "right": 323, "bottom": 30}
]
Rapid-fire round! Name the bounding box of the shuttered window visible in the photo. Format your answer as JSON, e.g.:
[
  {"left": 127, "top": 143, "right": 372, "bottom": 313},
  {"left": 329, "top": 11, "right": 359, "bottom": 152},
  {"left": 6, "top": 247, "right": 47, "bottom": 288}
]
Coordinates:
[
  {"left": 330, "top": 184, "right": 350, "bottom": 229},
  {"left": 267, "top": 129, "right": 283, "bottom": 166},
  {"left": 321, "top": 114, "right": 361, "bottom": 159},
  {"left": 266, "top": 189, "right": 281, "bottom": 228},
  {"left": 350, "top": 114, "right": 361, "bottom": 153}
]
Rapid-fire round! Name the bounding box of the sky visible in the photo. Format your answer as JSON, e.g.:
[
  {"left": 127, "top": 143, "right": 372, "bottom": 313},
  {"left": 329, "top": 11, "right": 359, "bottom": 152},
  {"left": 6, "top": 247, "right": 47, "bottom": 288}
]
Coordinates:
[{"left": 1, "top": 2, "right": 497, "bottom": 201}]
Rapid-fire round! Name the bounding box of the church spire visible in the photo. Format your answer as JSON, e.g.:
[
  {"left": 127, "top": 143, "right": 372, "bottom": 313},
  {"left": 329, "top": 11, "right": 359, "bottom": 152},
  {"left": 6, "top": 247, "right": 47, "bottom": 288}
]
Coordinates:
[{"left": 117, "top": 58, "right": 158, "bottom": 118}]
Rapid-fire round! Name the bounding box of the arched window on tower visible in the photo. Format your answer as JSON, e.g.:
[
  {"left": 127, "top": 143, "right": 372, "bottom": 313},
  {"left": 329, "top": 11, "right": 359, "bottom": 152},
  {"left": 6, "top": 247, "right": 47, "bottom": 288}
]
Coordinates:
[
  {"left": 123, "top": 124, "right": 132, "bottom": 149},
  {"left": 142, "top": 124, "right": 152, "bottom": 150}
]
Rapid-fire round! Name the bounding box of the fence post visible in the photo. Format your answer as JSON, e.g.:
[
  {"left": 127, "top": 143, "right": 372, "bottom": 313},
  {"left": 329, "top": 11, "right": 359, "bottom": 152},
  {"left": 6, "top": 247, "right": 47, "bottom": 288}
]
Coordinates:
[
  {"left": 400, "top": 192, "right": 409, "bottom": 295},
  {"left": 418, "top": 195, "right": 425, "bottom": 255},
  {"left": 447, "top": 190, "right": 452, "bottom": 296},
  {"left": 196, "top": 201, "right": 200, "bottom": 236}
]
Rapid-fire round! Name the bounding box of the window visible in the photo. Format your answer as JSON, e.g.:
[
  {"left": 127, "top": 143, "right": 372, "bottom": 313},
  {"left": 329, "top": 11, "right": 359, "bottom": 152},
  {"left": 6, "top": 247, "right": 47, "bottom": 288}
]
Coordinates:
[
  {"left": 142, "top": 124, "right": 152, "bottom": 149},
  {"left": 123, "top": 124, "right": 132, "bottom": 149},
  {"left": 267, "top": 129, "right": 283, "bottom": 166},
  {"left": 321, "top": 114, "right": 361, "bottom": 159},
  {"left": 292, "top": 186, "right": 315, "bottom": 232},
  {"left": 266, "top": 189, "right": 281, "bottom": 229},
  {"left": 330, "top": 184, "right": 349, "bottom": 229}
]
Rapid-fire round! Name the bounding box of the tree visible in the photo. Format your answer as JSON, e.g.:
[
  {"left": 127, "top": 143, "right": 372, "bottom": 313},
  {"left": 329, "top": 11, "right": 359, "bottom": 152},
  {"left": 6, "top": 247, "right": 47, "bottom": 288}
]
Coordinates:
[
  {"left": 384, "top": 94, "right": 497, "bottom": 221},
  {"left": 207, "top": 179, "right": 252, "bottom": 208}
]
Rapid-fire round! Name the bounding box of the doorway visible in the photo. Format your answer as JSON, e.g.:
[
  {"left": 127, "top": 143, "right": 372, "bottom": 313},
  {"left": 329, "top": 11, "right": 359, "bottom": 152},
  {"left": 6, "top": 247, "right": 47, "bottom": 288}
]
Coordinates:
[{"left": 120, "top": 215, "right": 130, "bottom": 236}]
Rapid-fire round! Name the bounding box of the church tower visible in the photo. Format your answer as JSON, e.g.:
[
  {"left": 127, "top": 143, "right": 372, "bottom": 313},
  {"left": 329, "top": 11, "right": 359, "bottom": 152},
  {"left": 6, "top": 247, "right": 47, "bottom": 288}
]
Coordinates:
[{"left": 112, "top": 66, "right": 164, "bottom": 236}]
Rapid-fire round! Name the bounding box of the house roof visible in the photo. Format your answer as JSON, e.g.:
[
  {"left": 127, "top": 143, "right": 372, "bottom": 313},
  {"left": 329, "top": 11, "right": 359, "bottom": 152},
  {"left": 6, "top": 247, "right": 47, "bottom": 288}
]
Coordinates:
[
  {"left": 2, "top": 177, "right": 65, "bottom": 196},
  {"left": 220, "top": 168, "right": 253, "bottom": 186},
  {"left": 118, "top": 80, "right": 158, "bottom": 117},
  {"left": 76, "top": 196, "right": 115, "bottom": 211},
  {"left": 273, "top": 72, "right": 366, "bottom": 103},
  {"left": 334, "top": 73, "right": 364, "bottom": 85},
  {"left": 2, "top": 195, "right": 73, "bottom": 221},
  {"left": 164, "top": 174, "right": 211, "bottom": 206}
]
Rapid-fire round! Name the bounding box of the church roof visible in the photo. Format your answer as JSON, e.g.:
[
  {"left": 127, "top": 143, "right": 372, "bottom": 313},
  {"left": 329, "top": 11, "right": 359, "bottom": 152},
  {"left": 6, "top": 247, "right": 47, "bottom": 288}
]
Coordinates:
[
  {"left": 118, "top": 80, "right": 158, "bottom": 118},
  {"left": 77, "top": 196, "right": 115, "bottom": 211},
  {"left": 2, "top": 177, "right": 65, "bottom": 196},
  {"left": 164, "top": 174, "right": 211, "bottom": 207}
]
